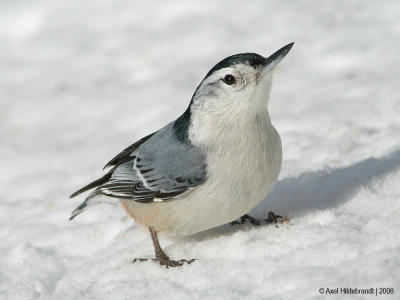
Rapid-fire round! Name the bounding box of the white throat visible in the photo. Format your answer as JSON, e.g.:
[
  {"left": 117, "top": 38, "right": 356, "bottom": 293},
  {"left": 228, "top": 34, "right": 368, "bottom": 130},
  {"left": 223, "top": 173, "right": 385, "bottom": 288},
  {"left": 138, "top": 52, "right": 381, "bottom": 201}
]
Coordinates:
[{"left": 189, "top": 73, "right": 274, "bottom": 148}]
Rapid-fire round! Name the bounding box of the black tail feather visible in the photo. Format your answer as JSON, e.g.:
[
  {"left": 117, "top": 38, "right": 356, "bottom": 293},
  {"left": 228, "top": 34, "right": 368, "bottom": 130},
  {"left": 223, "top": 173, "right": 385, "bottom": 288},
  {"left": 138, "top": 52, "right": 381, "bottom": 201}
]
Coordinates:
[
  {"left": 70, "top": 167, "right": 116, "bottom": 198},
  {"left": 69, "top": 200, "right": 88, "bottom": 220}
]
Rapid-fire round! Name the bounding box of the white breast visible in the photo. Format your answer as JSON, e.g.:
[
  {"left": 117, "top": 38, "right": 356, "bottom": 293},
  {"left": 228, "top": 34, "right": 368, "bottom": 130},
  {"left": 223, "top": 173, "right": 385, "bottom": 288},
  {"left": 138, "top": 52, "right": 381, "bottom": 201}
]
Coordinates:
[{"left": 165, "top": 104, "right": 282, "bottom": 235}]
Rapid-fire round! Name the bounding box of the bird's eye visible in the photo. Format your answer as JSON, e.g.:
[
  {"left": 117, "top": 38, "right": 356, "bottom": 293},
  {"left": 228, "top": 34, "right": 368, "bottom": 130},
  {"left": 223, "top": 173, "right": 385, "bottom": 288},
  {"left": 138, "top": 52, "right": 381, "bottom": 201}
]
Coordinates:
[{"left": 223, "top": 74, "right": 236, "bottom": 85}]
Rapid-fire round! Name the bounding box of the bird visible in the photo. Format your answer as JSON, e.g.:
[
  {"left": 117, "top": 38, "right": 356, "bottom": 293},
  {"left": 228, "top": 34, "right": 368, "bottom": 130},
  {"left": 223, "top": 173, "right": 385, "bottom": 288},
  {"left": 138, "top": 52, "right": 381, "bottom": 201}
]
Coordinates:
[{"left": 70, "top": 42, "right": 294, "bottom": 267}]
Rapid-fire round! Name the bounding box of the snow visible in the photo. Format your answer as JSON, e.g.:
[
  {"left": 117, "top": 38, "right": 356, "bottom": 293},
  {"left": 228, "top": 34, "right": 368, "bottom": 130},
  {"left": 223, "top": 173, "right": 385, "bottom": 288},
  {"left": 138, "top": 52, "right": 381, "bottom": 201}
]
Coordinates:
[{"left": 1, "top": 0, "right": 400, "bottom": 299}]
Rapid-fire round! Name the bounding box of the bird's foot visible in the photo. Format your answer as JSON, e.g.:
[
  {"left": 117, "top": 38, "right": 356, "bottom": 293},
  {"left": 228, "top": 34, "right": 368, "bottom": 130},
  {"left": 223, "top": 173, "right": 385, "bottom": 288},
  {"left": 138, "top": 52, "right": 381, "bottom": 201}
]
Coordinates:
[
  {"left": 231, "top": 214, "right": 260, "bottom": 226},
  {"left": 265, "top": 211, "right": 289, "bottom": 224},
  {"left": 157, "top": 257, "right": 196, "bottom": 268},
  {"left": 132, "top": 257, "right": 196, "bottom": 268}
]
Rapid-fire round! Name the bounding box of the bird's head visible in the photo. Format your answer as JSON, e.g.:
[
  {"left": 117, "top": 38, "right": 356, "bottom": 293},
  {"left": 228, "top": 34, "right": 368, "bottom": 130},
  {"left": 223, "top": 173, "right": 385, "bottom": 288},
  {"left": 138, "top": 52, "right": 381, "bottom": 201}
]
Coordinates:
[
  {"left": 172, "top": 43, "right": 293, "bottom": 143},
  {"left": 190, "top": 43, "right": 294, "bottom": 118}
]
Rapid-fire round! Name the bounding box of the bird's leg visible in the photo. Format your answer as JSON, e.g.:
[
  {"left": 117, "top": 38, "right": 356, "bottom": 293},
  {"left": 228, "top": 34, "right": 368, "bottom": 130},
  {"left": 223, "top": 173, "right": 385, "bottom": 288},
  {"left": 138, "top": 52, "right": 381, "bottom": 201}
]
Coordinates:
[
  {"left": 133, "top": 227, "right": 195, "bottom": 268},
  {"left": 231, "top": 214, "right": 260, "bottom": 226},
  {"left": 149, "top": 227, "right": 171, "bottom": 261},
  {"left": 149, "top": 228, "right": 196, "bottom": 267}
]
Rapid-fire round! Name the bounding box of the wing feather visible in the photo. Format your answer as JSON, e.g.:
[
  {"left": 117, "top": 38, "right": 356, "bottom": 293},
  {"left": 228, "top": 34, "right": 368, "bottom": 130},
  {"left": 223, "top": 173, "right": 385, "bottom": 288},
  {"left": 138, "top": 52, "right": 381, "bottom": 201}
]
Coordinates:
[
  {"left": 70, "top": 122, "right": 206, "bottom": 220},
  {"left": 103, "top": 132, "right": 155, "bottom": 170}
]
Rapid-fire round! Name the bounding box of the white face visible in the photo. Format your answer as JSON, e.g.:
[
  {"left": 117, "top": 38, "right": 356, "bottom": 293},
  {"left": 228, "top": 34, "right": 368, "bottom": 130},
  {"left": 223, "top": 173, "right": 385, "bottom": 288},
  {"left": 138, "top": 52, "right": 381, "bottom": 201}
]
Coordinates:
[{"left": 191, "top": 63, "right": 273, "bottom": 117}]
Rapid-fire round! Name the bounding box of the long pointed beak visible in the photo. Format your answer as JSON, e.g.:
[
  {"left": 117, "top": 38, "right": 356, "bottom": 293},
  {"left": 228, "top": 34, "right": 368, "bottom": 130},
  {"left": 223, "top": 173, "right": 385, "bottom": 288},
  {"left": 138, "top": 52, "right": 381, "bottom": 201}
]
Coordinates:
[{"left": 261, "top": 42, "right": 294, "bottom": 74}]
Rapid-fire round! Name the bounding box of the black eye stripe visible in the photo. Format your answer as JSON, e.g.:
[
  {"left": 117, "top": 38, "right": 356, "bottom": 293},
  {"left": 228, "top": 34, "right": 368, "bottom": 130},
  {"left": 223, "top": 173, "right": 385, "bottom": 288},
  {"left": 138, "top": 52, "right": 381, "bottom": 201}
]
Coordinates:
[{"left": 223, "top": 74, "right": 236, "bottom": 85}]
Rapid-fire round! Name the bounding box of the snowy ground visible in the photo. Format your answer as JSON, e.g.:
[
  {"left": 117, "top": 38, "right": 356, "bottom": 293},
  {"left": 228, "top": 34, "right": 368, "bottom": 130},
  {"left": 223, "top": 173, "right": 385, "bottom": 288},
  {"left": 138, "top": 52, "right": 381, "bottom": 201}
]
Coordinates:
[{"left": 1, "top": 0, "right": 400, "bottom": 299}]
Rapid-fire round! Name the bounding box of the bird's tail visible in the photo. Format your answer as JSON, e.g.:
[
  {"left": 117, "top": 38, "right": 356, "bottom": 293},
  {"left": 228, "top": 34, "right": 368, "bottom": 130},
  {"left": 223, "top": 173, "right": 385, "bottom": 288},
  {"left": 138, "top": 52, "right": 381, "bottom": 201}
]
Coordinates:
[
  {"left": 69, "top": 194, "right": 119, "bottom": 220},
  {"left": 69, "top": 197, "right": 92, "bottom": 220},
  {"left": 69, "top": 167, "right": 116, "bottom": 220}
]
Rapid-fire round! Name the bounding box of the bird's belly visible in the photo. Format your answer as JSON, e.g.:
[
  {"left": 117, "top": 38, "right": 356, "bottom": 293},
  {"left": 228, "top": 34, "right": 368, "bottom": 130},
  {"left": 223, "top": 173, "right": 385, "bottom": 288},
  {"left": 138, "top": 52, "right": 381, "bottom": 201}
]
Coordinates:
[
  {"left": 120, "top": 126, "right": 282, "bottom": 236},
  {"left": 120, "top": 174, "right": 276, "bottom": 236}
]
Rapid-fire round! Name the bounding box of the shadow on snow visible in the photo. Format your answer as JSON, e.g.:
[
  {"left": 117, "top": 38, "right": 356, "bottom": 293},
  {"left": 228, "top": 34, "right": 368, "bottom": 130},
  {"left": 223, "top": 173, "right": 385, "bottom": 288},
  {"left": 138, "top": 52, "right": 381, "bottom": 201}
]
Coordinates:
[
  {"left": 190, "top": 149, "right": 400, "bottom": 240},
  {"left": 257, "top": 148, "right": 400, "bottom": 217}
]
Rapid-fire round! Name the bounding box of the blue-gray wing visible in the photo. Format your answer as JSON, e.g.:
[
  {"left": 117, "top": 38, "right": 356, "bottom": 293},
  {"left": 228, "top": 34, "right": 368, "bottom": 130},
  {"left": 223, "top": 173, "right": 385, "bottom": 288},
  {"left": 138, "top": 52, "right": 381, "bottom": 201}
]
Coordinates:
[{"left": 91, "top": 122, "right": 207, "bottom": 203}]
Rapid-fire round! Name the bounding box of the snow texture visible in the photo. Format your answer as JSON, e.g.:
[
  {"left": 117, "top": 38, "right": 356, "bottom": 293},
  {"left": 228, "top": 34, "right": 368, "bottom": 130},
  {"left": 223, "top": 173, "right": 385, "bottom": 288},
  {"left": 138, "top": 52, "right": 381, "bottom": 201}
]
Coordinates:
[{"left": 1, "top": 0, "right": 400, "bottom": 299}]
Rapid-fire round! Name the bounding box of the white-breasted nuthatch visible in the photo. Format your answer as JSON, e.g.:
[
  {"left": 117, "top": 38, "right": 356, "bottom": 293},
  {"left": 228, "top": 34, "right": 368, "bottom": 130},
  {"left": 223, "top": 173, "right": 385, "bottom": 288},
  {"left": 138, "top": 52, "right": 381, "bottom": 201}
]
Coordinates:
[{"left": 70, "top": 42, "right": 294, "bottom": 267}]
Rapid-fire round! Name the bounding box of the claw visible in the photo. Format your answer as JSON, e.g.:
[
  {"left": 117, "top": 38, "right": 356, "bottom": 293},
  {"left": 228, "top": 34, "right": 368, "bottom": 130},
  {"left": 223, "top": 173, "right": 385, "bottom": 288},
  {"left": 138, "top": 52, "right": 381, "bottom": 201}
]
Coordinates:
[
  {"left": 133, "top": 257, "right": 196, "bottom": 268},
  {"left": 265, "top": 211, "right": 288, "bottom": 224},
  {"left": 132, "top": 258, "right": 149, "bottom": 263},
  {"left": 160, "top": 258, "right": 196, "bottom": 268},
  {"left": 231, "top": 214, "right": 260, "bottom": 226},
  {"left": 242, "top": 214, "right": 261, "bottom": 226}
]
